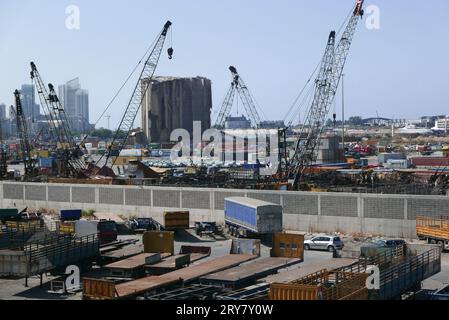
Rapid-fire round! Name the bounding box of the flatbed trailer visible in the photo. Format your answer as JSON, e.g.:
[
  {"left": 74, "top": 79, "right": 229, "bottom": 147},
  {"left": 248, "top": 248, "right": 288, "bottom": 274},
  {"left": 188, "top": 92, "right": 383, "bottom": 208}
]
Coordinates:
[
  {"left": 179, "top": 245, "right": 211, "bottom": 263},
  {"left": 200, "top": 257, "right": 301, "bottom": 289},
  {"left": 336, "top": 244, "right": 441, "bottom": 300},
  {"left": 145, "top": 254, "right": 190, "bottom": 275},
  {"left": 416, "top": 216, "right": 449, "bottom": 250},
  {"left": 104, "top": 253, "right": 169, "bottom": 279},
  {"left": 101, "top": 245, "right": 143, "bottom": 264},
  {"left": 83, "top": 254, "right": 257, "bottom": 300},
  {"left": 0, "top": 233, "right": 99, "bottom": 285}
]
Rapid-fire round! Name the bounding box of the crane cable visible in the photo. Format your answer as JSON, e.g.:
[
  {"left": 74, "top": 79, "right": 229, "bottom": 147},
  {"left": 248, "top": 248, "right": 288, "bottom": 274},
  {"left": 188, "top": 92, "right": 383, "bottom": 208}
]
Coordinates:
[
  {"left": 283, "top": 5, "right": 353, "bottom": 127},
  {"left": 78, "top": 31, "right": 162, "bottom": 148},
  {"left": 283, "top": 61, "right": 320, "bottom": 125}
]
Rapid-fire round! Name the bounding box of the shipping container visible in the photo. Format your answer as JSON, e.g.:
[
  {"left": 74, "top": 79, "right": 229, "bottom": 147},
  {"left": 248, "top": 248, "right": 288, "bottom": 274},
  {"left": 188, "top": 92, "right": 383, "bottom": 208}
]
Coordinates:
[
  {"left": 60, "top": 209, "right": 82, "bottom": 221},
  {"left": 38, "top": 157, "right": 55, "bottom": 168},
  {"left": 163, "top": 211, "right": 190, "bottom": 230},
  {"left": 411, "top": 157, "right": 449, "bottom": 167},
  {"left": 224, "top": 197, "right": 283, "bottom": 237},
  {"left": 0, "top": 208, "right": 20, "bottom": 222},
  {"left": 143, "top": 231, "right": 175, "bottom": 255}
]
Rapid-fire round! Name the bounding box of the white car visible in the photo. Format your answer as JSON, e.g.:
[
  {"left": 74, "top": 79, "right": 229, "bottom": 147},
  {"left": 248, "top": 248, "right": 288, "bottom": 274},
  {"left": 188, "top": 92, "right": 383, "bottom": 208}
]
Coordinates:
[{"left": 304, "top": 236, "right": 344, "bottom": 252}]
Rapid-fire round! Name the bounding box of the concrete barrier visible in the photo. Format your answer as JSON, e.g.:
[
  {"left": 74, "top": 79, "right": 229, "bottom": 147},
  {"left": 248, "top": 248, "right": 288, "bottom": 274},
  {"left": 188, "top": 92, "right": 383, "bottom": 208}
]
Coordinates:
[{"left": 2, "top": 182, "right": 449, "bottom": 238}]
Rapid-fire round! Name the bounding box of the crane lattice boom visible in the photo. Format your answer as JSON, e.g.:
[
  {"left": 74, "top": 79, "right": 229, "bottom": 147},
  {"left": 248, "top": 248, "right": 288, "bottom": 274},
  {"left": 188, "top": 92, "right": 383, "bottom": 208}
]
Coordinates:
[
  {"left": 290, "top": 0, "right": 364, "bottom": 188},
  {"left": 104, "top": 21, "right": 172, "bottom": 167},
  {"left": 214, "top": 66, "right": 262, "bottom": 129},
  {"left": 30, "top": 62, "right": 87, "bottom": 177},
  {"left": 14, "top": 90, "right": 36, "bottom": 178}
]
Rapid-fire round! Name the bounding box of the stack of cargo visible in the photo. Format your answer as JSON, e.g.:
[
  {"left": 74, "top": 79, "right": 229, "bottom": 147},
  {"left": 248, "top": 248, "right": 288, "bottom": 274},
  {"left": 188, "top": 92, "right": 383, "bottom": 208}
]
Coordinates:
[
  {"left": 228, "top": 167, "right": 260, "bottom": 180},
  {"left": 378, "top": 153, "right": 406, "bottom": 164}
]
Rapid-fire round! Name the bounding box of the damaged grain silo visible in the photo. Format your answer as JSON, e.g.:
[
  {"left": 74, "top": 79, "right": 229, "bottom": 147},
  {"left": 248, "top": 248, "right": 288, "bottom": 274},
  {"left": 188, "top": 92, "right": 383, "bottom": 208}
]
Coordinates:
[{"left": 141, "top": 76, "right": 212, "bottom": 144}]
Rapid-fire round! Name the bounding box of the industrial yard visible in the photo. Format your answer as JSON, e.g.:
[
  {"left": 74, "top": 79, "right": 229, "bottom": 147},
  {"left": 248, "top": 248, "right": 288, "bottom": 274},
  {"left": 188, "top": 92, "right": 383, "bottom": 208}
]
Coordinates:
[
  {"left": 1, "top": 0, "right": 449, "bottom": 306},
  {"left": 0, "top": 228, "right": 447, "bottom": 301}
]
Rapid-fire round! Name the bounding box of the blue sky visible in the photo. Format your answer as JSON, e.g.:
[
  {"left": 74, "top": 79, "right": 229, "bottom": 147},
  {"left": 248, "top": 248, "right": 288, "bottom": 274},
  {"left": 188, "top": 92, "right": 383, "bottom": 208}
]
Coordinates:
[{"left": 1, "top": 0, "right": 448, "bottom": 129}]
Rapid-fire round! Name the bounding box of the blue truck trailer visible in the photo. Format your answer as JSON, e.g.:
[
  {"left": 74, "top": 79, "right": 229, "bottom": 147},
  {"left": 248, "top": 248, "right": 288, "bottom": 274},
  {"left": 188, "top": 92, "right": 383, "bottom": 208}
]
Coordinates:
[{"left": 224, "top": 197, "right": 283, "bottom": 239}]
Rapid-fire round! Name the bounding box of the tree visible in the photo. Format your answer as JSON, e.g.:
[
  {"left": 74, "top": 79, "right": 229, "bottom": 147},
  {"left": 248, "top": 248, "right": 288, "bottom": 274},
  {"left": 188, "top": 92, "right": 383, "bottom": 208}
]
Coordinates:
[{"left": 348, "top": 116, "right": 363, "bottom": 126}]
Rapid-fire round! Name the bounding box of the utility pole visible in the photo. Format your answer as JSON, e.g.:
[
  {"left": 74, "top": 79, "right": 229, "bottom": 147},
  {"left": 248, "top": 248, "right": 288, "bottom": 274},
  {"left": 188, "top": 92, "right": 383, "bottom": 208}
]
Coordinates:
[{"left": 341, "top": 73, "right": 345, "bottom": 156}]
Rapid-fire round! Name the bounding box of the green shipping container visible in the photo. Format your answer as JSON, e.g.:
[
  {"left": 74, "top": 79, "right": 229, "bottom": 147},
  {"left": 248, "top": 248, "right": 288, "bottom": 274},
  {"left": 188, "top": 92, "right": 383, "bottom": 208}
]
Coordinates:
[{"left": 0, "top": 209, "right": 20, "bottom": 221}]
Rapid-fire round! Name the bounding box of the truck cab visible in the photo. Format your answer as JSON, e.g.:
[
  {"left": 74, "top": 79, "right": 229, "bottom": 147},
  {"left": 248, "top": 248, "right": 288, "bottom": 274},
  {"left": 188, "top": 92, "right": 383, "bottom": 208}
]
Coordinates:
[{"left": 97, "top": 220, "right": 118, "bottom": 244}]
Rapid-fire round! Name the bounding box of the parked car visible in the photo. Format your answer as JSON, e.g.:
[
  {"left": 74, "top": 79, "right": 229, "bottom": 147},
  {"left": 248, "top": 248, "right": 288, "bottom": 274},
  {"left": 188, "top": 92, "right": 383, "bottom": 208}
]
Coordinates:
[
  {"left": 371, "top": 239, "right": 406, "bottom": 248},
  {"left": 304, "top": 236, "right": 344, "bottom": 252}
]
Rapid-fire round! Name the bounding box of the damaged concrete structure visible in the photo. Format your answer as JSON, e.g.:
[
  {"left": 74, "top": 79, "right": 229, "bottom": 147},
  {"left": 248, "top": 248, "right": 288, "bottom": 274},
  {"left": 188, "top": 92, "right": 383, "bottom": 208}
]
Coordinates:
[{"left": 141, "top": 76, "right": 212, "bottom": 143}]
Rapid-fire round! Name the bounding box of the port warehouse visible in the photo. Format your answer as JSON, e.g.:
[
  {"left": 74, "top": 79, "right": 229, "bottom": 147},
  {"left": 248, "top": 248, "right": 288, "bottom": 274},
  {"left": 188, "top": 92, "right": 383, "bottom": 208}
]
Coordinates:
[{"left": 2, "top": 182, "right": 449, "bottom": 238}]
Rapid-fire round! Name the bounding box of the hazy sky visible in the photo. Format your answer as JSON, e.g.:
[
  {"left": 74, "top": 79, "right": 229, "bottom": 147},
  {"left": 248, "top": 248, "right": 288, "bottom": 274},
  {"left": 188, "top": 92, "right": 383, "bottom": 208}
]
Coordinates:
[{"left": 1, "top": 0, "right": 448, "bottom": 130}]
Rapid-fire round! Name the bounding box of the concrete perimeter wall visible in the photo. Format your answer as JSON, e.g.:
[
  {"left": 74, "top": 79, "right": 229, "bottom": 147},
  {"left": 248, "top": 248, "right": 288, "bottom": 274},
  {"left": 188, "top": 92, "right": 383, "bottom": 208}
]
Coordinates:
[{"left": 2, "top": 182, "right": 449, "bottom": 238}]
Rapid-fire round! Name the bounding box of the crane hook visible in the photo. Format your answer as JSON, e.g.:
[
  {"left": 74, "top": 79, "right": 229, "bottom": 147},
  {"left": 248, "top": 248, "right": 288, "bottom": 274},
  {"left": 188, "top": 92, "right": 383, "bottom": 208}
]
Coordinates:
[{"left": 167, "top": 47, "right": 174, "bottom": 60}]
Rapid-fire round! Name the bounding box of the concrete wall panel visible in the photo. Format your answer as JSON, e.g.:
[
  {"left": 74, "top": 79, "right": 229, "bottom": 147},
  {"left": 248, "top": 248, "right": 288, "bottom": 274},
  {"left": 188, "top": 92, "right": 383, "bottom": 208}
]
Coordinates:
[
  {"left": 283, "top": 194, "right": 319, "bottom": 216},
  {"left": 25, "top": 185, "right": 46, "bottom": 201},
  {"left": 3, "top": 184, "right": 23, "bottom": 200},
  {"left": 99, "top": 188, "right": 123, "bottom": 205},
  {"left": 364, "top": 197, "right": 404, "bottom": 220},
  {"left": 48, "top": 186, "right": 70, "bottom": 203},
  {"left": 407, "top": 198, "right": 449, "bottom": 220},
  {"left": 72, "top": 187, "right": 95, "bottom": 204},
  {"left": 153, "top": 190, "right": 180, "bottom": 208},
  {"left": 321, "top": 195, "right": 358, "bottom": 217},
  {"left": 182, "top": 191, "right": 210, "bottom": 209},
  {"left": 125, "top": 189, "right": 152, "bottom": 207}
]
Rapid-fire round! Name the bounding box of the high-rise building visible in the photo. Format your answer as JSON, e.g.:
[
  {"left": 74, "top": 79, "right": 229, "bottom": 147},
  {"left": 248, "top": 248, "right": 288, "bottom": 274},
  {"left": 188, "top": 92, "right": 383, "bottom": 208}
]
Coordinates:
[
  {"left": 58, "top": 78, "right": 90, "bottom": 132},
  {"left": 20, "top": 84, "right": 40, "bottom": 121},
  {"left": 141, "top": 76, "right": 212, "bottom": 143},
  {"left": 0, "top": 103, "right": 6, "bottom": 120}
]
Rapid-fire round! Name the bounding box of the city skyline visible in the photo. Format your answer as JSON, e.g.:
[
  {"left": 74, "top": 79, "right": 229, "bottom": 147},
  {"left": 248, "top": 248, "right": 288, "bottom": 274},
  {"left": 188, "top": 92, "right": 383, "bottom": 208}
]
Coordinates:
[{"left": 1, "top": 0, "right": 449, "bottom": 131}]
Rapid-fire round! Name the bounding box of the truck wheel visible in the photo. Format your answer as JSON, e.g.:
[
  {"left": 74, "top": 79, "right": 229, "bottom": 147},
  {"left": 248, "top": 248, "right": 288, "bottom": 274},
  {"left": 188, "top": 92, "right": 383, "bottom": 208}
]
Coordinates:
[
  {"left": 304, "top": 244, "right": 310, "bottom": 251},
  {"left": 430, "top": 239, "right": 437, "bottom": 244},
  {"left": 438, "top": 241, "right": 444, "bottom": 246}
]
